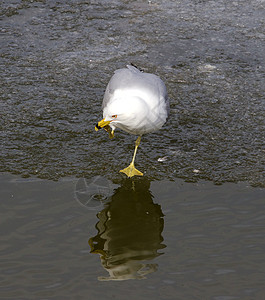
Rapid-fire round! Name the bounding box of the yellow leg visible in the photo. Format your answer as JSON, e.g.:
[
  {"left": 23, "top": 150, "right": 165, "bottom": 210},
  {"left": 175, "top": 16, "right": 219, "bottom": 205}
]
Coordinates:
[{"left": 120, "top": 136, "right": 143, "bottom": 177}]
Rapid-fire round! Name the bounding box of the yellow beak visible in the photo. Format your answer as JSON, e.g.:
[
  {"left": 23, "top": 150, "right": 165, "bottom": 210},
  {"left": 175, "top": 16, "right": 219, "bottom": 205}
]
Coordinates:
[{"left": 95, "top": 118, "right": 111, "bottom": 131}]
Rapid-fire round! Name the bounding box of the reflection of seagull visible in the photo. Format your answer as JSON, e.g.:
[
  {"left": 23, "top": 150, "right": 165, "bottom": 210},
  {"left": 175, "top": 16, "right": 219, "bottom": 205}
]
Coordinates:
[
  {"left": 89, "top": 179, "right": 166, "bottom": 281},
  {"left": 95, "top": 65, "right": 169, "bottom": 177}
]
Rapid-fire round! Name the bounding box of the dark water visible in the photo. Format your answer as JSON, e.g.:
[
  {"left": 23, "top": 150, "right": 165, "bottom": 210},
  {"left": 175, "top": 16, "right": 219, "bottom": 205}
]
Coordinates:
[
  {"left": 0, "top": 0, "right": 264, "bottom": 186},
  {"left": 0, "top": 173, "right": 265, "bottom": 299}
]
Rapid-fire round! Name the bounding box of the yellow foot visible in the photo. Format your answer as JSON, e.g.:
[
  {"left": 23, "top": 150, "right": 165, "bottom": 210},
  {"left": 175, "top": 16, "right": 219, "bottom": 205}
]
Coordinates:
[
  {"left": 103, "top": 125, "right": 114, "bottom": 139},
  {"left": 120, "top": 163, "right": 143, "bottom": 178}
]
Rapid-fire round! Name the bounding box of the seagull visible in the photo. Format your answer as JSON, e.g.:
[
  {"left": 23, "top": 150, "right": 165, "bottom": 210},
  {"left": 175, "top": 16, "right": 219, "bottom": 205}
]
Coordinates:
[{"left": 95, "top": 65, "right": 169, "bottom": 177}]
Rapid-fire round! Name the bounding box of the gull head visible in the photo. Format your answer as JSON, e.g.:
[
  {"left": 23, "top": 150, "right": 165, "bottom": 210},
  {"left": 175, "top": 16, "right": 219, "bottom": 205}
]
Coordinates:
[{"left": 95, "top": 97, "right": 149, "bottom": 135}]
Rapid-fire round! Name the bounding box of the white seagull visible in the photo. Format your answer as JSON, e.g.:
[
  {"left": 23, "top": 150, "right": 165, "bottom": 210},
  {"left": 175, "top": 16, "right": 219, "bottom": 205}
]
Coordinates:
[{"left": 95, "top": 65, "right": 169, "bottom": 177}]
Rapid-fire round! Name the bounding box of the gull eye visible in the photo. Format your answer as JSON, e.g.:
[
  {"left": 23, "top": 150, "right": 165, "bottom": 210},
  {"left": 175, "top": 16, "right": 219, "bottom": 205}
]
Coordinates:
[{"left": 112, "top": 115, "right": 117, "bottom": 118}]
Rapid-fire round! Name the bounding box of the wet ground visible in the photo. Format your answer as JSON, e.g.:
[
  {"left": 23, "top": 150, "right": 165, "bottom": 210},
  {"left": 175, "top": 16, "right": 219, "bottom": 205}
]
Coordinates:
[
  {"left": 0, "top": 0, "right": 264, "bottom": 186},
  {"left": 0, "top": 0, "right": 265, "bottom": 299}
]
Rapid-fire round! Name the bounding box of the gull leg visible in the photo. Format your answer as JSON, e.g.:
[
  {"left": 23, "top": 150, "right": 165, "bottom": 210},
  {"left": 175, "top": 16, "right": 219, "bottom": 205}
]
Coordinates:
[{"left": 120, "top": 136, "right": 143, "bottom": 177}]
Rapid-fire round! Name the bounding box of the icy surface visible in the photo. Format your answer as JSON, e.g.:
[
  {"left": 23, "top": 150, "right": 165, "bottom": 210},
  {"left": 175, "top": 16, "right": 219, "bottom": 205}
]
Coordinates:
[{"left": 0, "top": 0, "right": 264, "bottom": 186}]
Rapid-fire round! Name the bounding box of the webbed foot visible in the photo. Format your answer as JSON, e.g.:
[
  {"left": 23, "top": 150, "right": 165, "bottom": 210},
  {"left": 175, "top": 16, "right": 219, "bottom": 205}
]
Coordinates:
[
  {"left": 103, "top": 125, "right": 114, "bottom": 139},
  {"left": 120, "top": 163, "right": 143, "bottom": 178}
]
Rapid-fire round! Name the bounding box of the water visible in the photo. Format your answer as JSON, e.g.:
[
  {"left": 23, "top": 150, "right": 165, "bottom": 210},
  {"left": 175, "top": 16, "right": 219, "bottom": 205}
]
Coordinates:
[
  {"left": 0, "top": 0, "right": 265, "bottom": 298},
  {"left": 0, "top": 173, "right": 264, "bottom": 299}
]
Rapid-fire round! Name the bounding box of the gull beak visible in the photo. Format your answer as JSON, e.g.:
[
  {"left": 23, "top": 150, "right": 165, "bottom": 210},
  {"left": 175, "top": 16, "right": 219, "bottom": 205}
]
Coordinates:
[{"left": 95, "top": 118, "right": 111, "bottom": 131}]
